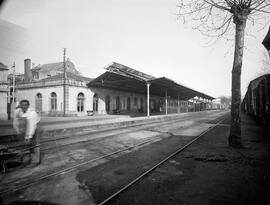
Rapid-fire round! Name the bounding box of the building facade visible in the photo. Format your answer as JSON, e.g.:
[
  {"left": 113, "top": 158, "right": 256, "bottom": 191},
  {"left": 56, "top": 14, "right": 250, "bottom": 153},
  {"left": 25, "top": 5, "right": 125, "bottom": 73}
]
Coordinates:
[{"left": 17, "top": 76, "right": 92, "bottom": 116}]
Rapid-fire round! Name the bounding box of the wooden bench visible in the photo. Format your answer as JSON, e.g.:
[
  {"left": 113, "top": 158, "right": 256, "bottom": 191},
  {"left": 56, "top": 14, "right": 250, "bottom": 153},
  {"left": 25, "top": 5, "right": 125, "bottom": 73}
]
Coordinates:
[{"left": 87, "top": 110, "right": 94, "bottom": 116}]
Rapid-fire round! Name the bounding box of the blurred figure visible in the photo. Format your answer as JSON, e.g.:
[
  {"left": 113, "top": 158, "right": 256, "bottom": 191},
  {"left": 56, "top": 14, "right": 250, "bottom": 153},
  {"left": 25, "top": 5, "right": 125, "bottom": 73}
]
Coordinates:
[{"left": 13, "top": 100, "right": 41, "bottom": 164}]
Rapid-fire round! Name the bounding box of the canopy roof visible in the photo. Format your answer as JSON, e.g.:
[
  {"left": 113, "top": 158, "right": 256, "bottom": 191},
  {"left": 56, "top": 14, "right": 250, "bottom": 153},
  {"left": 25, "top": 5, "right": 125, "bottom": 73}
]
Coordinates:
[
  {"left": 88, "top": 62, "right": 215, "bottom": 100},
  {"left": 149, "top": 77, "right": 214, "bottom": 100}
]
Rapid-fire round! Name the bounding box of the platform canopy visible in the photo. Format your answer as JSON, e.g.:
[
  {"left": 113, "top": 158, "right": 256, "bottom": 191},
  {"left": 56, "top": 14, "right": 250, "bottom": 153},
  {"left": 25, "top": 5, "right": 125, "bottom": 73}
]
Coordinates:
[
  {"left": 149, "top": 77, "right": 214, "bottom": 100},
  {"left": 88, "top": 62, "right": 215, "bottom": 101}
]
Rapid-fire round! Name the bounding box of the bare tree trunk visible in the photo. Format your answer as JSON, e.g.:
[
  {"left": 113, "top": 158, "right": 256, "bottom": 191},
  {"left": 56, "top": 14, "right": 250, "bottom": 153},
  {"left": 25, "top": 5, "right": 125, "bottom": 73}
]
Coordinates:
[{"left": 229, "top": 14, "right": 247, "bottom": 148}]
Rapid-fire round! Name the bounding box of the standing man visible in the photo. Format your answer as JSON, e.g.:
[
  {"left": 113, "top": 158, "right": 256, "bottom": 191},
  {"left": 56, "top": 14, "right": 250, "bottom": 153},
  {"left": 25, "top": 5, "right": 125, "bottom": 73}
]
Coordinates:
[{"left": 13, "top": 100, "right": 41, "bottom": 164}]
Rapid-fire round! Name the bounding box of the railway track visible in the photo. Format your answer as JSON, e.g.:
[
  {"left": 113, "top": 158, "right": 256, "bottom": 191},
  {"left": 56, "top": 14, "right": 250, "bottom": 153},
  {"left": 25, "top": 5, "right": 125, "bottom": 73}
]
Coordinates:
[
  {"left": 6, "top": 113, "right": 212, "bottom": 152},
  {"left": 0, "top": 137, "right": 158, "bottom": 195},
  {"left": 4, "top": 111, "right": 227, "bottom": 153},
  {"left": 40, "top": 111, "right": 228, "bottom": 152},
  {"left": 40, "top": 115, "right": 199, "bottom": 151},
  {"left": 41, "top": 114, "right": 193, "bottom": 143},
  {"left": 4, "top": 114, "right": 192, "bottom": 152},
  {"left": 98, "top": 117, "right": 226, "bottom": 205},
  {"left": 1, "top": 112, "right": 227, "bottom": 202}
]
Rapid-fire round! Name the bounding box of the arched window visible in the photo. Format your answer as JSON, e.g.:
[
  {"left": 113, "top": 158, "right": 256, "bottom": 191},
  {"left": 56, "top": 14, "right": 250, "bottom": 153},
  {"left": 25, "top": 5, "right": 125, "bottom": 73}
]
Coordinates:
[
  {"left": 50, "top": 92, "right": 57, "bottom": 111},
  {"left": 37, "top": 93, "right": 42, "bottom": 98},
  {"left": 36, "top": 93, "right": 42, "bottom": 112},
  {"left": 77, "top": 93, "right": 85, "bottom": 112}
]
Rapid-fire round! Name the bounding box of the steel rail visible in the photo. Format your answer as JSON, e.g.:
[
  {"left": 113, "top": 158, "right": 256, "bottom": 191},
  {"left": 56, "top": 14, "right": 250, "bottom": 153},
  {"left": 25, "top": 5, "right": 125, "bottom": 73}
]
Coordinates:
[
  {"left": 98, "top": 117, "right": 226, "bottom": 205},
  {"left": 40, "top": 111, "right": 227, "bottom": 151},
  {"left": 6, "top": 111, "right": 225, "bottom": 152},
  {"left": 40, "top": 115, "right": 192, "bottom": 144},
  {"left": 0, "top": 137, "right": 158, "bottom": 195},
  {"left": 3, "top": 115, "right": 191, "bottom": 153},
  {"left": 40, "top": 110, "right": 226, "bottom": 144}
]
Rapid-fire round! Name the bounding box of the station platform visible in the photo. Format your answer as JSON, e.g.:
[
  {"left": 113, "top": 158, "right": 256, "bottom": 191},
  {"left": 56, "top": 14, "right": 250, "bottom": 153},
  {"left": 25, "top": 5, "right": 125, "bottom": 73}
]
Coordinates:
[{"left": 0, "top": 114, "right": 130, "bottom": 138}]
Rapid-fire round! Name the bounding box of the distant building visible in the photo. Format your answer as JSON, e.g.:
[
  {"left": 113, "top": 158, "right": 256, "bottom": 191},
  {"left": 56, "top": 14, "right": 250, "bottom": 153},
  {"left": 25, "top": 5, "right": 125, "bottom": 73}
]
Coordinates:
[
  {"left": 211, "top": 98, "right": 228, "bottom": 110},
  {"left": 0, "top": 62, "right": 9, "bottom": 119},
  {"left": 30, "top": 58, "right": 80, "bottom": 81}
]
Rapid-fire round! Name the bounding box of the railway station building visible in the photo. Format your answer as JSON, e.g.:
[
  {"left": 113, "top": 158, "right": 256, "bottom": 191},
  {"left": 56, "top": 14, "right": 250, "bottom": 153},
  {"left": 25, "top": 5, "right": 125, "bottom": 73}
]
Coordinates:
[
  {"left": 14, "top": 59, "right": 92, "bottom": 116},
  {"left": 11, "top": 59, "right": 214, "bottom": 117}
]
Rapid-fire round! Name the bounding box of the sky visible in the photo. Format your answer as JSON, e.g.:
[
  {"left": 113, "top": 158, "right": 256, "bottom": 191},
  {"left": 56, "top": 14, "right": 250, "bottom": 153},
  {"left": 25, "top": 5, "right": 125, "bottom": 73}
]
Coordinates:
[{"left": 0, "top": 0, "right": 269, "bottom": 98}]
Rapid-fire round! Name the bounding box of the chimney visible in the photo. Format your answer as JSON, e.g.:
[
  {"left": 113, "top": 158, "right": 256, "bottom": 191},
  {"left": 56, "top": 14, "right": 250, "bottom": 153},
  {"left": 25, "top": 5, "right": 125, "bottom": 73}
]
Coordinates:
[{"left": 24, "top": 58, "right": 32, "bottom": 82}]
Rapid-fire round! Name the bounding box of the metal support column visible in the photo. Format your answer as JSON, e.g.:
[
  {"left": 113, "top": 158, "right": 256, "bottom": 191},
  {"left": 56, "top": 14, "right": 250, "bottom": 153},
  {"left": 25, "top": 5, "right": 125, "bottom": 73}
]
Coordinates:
[
  {"left": 63, "top": 48, "right": 66, "bottom": 117},
  {"left": 165, "top": 89, "right": 168, "bottom": 115},
  {"left": 147, "top": 82, "right": 150, "bottom": 117},
  {"left": 177, "top": 95, "right": 180, "bottom": 113},
  {"left": 193, "top": 98, "right": 195, "bottom": 112}
]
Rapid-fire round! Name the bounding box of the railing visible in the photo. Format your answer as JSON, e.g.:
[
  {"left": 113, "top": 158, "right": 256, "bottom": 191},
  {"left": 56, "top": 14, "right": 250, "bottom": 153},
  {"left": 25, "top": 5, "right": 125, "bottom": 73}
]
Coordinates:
[{"left": 17, "top": 79, "right": 87, "bottom": 89}]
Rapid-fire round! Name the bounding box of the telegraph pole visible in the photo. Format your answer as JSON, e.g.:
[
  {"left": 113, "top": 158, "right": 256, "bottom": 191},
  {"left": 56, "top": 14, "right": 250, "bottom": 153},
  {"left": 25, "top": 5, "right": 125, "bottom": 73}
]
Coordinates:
[
  {"left": 12, "top": 62, "right": 15, "bottom": 103},
  {"left": 63, "top": 48, "right": 66, "bottom": 117}
]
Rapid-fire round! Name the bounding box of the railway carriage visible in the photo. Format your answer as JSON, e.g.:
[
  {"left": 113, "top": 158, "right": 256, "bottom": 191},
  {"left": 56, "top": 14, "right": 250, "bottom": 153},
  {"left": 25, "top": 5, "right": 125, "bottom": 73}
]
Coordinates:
[{"left": 242, "top": 74, "right": 270, "bottom": 125}]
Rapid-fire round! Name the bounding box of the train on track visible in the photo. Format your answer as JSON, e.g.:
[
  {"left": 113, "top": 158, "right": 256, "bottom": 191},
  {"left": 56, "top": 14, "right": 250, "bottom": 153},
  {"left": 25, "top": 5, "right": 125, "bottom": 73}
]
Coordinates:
[{"left": 242, "top": 73, "right": 270, "bottom": 125}]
